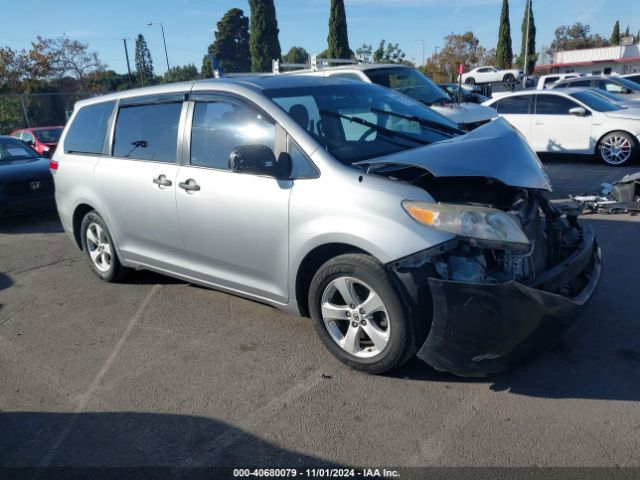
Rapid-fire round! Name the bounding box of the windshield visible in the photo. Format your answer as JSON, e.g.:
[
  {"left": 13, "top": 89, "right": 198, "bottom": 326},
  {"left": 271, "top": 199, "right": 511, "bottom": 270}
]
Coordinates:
[
  {"left": 570, "top": 91, "right": 622, "bottom": 112},
  {"left": 615, "top": 77, "right": 640, "bottom": 91},
  {"left": 34, "top": 127, "right": 63, "bottom": 143},
  {"left": 364, "top": 67, "right": 451, "bottom": 106},
  {"left": 588, "top": 88, "right": 626, "bottom": 104},
  {"left": 0, "top": 138, "right": 39, "bottom": 162},
  {"left": 266, "top": 83, "right": 462, "bottom": 165}
]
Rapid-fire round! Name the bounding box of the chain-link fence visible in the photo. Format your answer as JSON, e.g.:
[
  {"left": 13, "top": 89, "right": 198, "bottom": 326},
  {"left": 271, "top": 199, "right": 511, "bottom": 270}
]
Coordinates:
[{"left": 0, "top": 92, "right": 93, "bottom": 134}]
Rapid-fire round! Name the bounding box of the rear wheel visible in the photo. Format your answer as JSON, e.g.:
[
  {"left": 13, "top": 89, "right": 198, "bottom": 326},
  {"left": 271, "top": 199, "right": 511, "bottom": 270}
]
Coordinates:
[
  {"left": 308, "top": 254, "right": 417, "bottom": 374},
  {"left": 503, "top": 73, "right": 515, "bottom": 83},
  {"left": 597, "top": 131, "right": 636, "bottom": 166},
  {"left": 80, "top": 211, "right": 130, "bottom": 282}
]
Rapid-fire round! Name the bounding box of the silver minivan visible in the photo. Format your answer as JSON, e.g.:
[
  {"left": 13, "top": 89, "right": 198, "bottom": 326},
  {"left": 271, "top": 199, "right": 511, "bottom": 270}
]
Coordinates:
[{"left": 53, "top": 76, "right": 601, "bottom": 376}]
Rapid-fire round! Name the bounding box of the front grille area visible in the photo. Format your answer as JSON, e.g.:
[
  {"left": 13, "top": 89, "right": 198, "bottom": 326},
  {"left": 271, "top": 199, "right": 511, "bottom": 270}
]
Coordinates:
[{"left": 7, "top": 178, "right": 54, "bottom": 196}]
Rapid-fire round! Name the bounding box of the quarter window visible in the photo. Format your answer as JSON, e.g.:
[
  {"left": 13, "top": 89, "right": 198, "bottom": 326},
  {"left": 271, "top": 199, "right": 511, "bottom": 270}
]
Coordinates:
[
  {"left": 535, "top": 95, "right": 579, "bottom": 115},
  {"left": 288, "top": 136, "right": 319, "bottom": 179},
  {"left": 65, "top": 101, "right": 115, "bottom": 155},
  {"left": 112, "top": 102, "right": 183, "bottom": 162},
  {"left": 190, "top": 100, "right": 275, "bottom": 170},
  {"left": 495, "top": 96, "right": 531, "bottom": 114}
]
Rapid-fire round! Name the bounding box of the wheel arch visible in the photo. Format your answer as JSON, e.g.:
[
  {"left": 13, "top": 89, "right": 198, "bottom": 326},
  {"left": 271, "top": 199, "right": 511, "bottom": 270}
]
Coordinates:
[
  {"left": 596, "top": 129, "right": 639, "bottom": 149},
  {"left": 72, "top": 203, "right": 96, "bottom": 249},
  {"left": 295, "top": 243, "right": 371, "bottom": 317}
]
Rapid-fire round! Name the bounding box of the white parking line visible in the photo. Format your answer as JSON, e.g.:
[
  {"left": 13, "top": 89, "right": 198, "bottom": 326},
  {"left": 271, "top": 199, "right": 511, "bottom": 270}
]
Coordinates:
[{"left": 37, "top": 284, "right": 161, "bottom": 467}]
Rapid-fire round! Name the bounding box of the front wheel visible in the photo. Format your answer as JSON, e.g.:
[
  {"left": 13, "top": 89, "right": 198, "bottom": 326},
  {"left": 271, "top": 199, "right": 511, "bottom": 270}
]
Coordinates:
[
  {"left": 80, "top": 211, "right": 130, "bottom": 282},
  {"left": 465, "top": 77, "right": 475, "bottom": 86},
  {"left": 597, "top": 131, "right": 637, "bottom": 166},
  {"left": 308, "top": 254, "right": 417, "bottom": 374}
]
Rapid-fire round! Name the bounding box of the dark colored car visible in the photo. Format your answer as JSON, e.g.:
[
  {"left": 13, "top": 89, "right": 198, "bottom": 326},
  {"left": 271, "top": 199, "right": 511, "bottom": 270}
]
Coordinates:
[
  {"left": 10, "top": 126, "right": 64, "bottom": 158},
  {"left": 439, "top": 83, "right": 490, "bottom": 104},
  {"left": 0, "top": 136, "right": 56, "bottom": 218}
]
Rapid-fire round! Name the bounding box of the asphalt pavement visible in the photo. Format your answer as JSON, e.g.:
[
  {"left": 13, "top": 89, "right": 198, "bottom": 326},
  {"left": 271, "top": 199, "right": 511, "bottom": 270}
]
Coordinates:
[{"left": 1, "top": 158, "right": 639, "bottom": 470}]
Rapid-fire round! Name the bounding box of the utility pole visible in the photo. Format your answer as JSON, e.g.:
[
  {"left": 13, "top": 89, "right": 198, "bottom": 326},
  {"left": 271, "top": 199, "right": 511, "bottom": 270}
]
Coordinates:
[
  {"left": 122, "top": 38, "right": 133, "bottom": 89},
  {"left": 523, "top": 0, "right": 531, "bottom": 78},
  {"left": 415, "top": 40, "right": 425, "bottom": 66},
  {"left": 148, "top": 21, "right": 171, "bottom": 80}
]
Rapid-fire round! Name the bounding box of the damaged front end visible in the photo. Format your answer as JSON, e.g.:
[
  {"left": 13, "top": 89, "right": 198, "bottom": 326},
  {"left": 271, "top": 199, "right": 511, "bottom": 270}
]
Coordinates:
[{"left": 389, "top": 177, "right": 601, "bottom": 377}]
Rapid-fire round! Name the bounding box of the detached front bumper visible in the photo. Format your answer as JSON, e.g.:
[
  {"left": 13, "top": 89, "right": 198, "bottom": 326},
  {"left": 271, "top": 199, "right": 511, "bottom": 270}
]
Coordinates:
[{"left": 416, "top": 227, "right": 601, "bottom": 377}]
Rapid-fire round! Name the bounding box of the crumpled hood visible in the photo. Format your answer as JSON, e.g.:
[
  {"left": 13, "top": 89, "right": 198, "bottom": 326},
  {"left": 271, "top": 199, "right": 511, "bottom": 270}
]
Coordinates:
[
  {"left": 432, "top": 102, "right": 498, "bottom": 124},
  {"left": 369, "top": 117, "right": 552, "bottom": 191}
]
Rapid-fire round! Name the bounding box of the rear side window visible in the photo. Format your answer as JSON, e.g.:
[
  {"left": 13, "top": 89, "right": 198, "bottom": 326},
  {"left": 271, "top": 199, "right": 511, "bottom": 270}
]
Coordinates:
[
  {"left": 64, "top": 101, "right": 115, "bottom": 155},
  {"left": 494, "top": 96, "right": 531, "bottom": 114},
  {"left": 113, "top": 102, "right": 183, "bottom": 162}
]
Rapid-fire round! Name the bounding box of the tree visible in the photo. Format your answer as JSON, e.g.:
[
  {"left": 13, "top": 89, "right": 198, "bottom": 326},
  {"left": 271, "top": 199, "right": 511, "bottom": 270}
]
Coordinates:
[
  {"left": 625, "top": 25, "right": 631, "bottom": 38},
  {"left": 373, "top": 40, "right": 408, "bottom": 64},
  {"left": 164, "top": 64, "right": 200, "bottom": 82},
  {"left": 0, "top": 47, "right": 29, "bottom": 92},
  {"left": 202, "top": 8, "right": 251, "bottom": 77},
  {"left": 550, "top": 23, "right": 609, "bottom": 51},
  {"left": 611, "top": 20, "right": 620, "bottom": 45},
  {"left": 134, "top": 34, "right": 154, "bottom": 85},
  {"left": 249, "top": 0, "right": 281, "bottom": 72},
  {"left": 495, "top": 0, "right": 513, "bottom": 68},
  {"left": 518, "top": 0, "right": 536, "bottom": 75},
  {"left": 327, "top": 0, "right": 351, "bottom": 59},
  {"left": 283, "top": 46, "right": 309, "bottom": 65},
  {"left": 355, "top": 44, "right": 373, "bottom": 63},
  {"left": 438, "top": 32, "right": 487, "bottom": 77},
  {"left": 28, "top": 36, "right": 105, "bottom": 84}
]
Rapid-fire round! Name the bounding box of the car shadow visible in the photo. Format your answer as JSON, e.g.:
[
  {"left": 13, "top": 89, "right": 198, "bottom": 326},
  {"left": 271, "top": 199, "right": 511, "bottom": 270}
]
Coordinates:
[
  {"left": 0, "top": 272, "right": 13, "bottom": 315},
  {"left": 0, "top": 411, "right": 341, "bottom": 475},
  {"left": 391, "top": 216, "right": 640, "bottom": 402},
  {"left": 0, "top": 210, "right": 63, "bottom": 234}
]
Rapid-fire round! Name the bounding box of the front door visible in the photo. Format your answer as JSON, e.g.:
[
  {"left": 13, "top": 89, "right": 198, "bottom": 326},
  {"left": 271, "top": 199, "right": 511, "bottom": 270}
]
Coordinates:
[
  {"left": 175, "top": 95, "right": 291, "bottom": 302},
  {"left": 531, "top": 94, "right": 592, "bottom": 153}
]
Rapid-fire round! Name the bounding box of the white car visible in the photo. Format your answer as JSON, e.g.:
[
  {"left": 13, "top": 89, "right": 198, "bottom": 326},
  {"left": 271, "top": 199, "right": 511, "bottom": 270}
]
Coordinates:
[
  {"left": 459, "top": 66, "right": 523, "bottom": 86},
  {"left": 293, "top": 64, "right": 497, "bottom": 130},
  {"left": 483, "top": 88, "right": 640, "bottom": 166},
  {"left": 536, "top": 73, "right": 585, "bottom": 90}
]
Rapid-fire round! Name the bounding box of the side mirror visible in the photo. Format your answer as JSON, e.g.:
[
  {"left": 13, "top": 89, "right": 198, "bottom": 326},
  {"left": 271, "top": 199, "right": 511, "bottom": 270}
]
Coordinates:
[
  {"left": 569, "top": 107, "right": 588, "bottom": 117},
  {"left": 27, "top": 139, "right": 35, "bottom": 147},
  {"left": 229, "top": 145, "right": 290, "bottom": 179}
]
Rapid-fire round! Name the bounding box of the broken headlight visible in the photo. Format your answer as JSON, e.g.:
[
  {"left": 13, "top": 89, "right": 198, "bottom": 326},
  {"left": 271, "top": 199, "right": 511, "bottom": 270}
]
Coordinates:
[{"left": 402, "top": 200, "right": 530, "bottom": 251}]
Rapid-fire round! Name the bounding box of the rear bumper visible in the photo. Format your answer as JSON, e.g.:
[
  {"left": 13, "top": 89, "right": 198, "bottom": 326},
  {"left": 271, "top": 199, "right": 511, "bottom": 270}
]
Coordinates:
[{"left": 416, "top": 227, "right": 601, "bottom": 377}]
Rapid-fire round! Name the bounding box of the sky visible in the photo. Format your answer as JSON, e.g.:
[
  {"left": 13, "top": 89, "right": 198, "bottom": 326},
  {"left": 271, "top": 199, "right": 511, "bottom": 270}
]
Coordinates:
[{"left": 1, "top": 0, "right": 639, "bottom": 76}]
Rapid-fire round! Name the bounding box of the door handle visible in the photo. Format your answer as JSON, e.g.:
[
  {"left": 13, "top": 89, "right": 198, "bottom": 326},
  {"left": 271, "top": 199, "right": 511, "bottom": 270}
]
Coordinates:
[
  {"left": 153, "top": 174, "right": 172, "bottom": 187},
  {"left": 534, "top": 120, "right": 543, "bottom": 125},
  {"left": 178, "top": 179, "right": 201, "bottom": 192}
]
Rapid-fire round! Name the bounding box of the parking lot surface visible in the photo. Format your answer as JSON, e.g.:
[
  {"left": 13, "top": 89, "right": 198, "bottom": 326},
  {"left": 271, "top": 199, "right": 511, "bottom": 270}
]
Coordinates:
[{"left": 1, "top": 159, "right": 639, "bottom": 468}]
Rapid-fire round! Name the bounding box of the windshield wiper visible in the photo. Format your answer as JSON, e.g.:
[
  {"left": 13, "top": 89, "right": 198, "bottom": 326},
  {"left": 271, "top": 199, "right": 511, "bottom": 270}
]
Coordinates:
[
  {"left": 319, "top": 110, "right": 429, "bottom": 146},
  {"left": 369, "top": 108, "right": 465, "bottom": 135}
]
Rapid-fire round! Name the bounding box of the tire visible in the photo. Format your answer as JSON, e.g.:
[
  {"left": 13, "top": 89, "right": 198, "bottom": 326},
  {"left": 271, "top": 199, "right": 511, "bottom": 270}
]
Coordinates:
[
  {"left": 80, "top": 211, "right": 130, "bottom": 282},
  {"left": 503, "top": 73, "right": 515, "bottom": 83},
  {"left": 597, "top": 131, "right": 637, "bottom": 166},
  {"left": 465, "top": 77, "right": 475, "bottom": 86},
  {"left": 308, "top": 253, "right": 417, "bottom": 374}
]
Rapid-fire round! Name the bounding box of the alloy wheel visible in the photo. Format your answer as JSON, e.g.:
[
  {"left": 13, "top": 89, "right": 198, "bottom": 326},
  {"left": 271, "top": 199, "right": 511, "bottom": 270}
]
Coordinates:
[
  {"left": 320, "top": 276, "right": 390, "bottom": 358},
  {"left": 600, "top": 134, "right": 633, "bottom": 165},
  {"left": 86, "top": 222, "right": 112, "bottom": 273}
]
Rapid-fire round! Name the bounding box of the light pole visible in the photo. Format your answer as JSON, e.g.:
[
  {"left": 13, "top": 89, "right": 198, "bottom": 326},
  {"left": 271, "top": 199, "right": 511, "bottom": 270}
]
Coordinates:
[
  {"left": 147, "top": 21, "right": 170, "bottom": 77},
  {"left": 523, "top": 0, "right": 531, "bottom": 78},
  {"left": 415, "top": 40, "right": 425, "bottom": 66}
]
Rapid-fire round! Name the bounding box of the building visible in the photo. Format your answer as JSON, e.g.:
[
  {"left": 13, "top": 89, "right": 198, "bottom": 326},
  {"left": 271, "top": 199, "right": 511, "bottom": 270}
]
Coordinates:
[{"left": 535, "top": 42, "right": 640, "bottom": 76}]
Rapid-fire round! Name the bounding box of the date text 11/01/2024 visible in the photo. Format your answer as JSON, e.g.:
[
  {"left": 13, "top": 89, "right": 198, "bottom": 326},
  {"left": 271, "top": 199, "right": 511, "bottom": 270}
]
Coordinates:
[{"left": 233, "top": 468, "right": 401, "bottom": 478}]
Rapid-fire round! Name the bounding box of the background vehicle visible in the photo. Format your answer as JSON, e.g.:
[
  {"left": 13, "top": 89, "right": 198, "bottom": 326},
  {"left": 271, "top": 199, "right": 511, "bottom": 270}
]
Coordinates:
[
  {"left": 621, "top": 73, "right": 640, "bottom": 85},
  {"left": 459, "top": 66, "right": 524, "bottom": 85},
  {"left": 295, "top": 64, "right": 497, "bottom": 130},
  {"left": 53, "top": 77, "right": 599, "bottom": 377},
  {"left": 438, "top": 83, "right": 489, "bottom": 104},
  {"left": 484, "top": 88, "right": 640, "bottom": 165},
  {"left": 536, "top": 73, "right": 585, "bottom": 89},
  {"left": 10, "top": 126, "right": 64, "bottom": 158},
  {"left": 0, "top": 136, "right": 55, "bottom": 218},
  {"left": 587, "top": 88, "right": 640, "bottom": 108},
  {"left": 551, "top": 75, "right": 640, "bottom": 100}
]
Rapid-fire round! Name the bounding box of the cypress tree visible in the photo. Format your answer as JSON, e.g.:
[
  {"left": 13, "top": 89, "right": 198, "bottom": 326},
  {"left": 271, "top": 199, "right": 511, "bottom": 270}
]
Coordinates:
[
  {"left": 249, "top": 0, "right": 281, "bottom": 72},
  {"left": 201, "top": 8, "right": 250, "bottom": 76},
  {"left": 327, "top": 0, "right": 351, "bottom": 59},
  {"left": 495, "top": 0, "right": 513, "bottom": 69},
  {"left": 519, "top": 0, "right": 536, "bottom": 75},
  {"left": 611, "top": 21, "right": 620, "bottom": 45},
  {"left": 134, "top": 34, "right": 154, "bottom": 84}
]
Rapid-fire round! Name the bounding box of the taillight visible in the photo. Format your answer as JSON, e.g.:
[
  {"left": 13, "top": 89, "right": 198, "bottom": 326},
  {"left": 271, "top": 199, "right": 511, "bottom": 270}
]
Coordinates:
[{"left": 49, "top": 158, "right": 59, "bottom": 173}]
